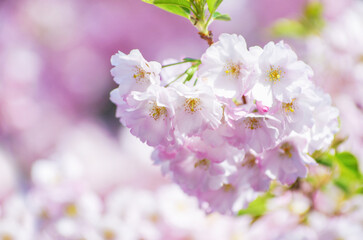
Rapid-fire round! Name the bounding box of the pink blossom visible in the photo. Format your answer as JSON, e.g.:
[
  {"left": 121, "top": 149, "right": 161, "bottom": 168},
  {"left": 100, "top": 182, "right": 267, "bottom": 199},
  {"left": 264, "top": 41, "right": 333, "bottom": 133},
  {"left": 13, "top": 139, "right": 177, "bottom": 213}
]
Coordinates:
[
  {"left": 309, "top": 212, "right": 363, "bottom": 240},
  {"left": 172, "top": 83, "right": 223, "bottom": 137},
  {"left": 271, "top": 83, "right": 320, "bottom": 135},
  {"left": 160, "top": 147, "right": 227, "bottom": 194},
  {"left": 308, "top": 90, "right": 339, "bottom": 153},
  {"left": 110, "top": 49, "right": 161, "bottom": 98},
  {"left": 256, "top": 101, "right": 270, "bottom": 113},
  {"left": 252, "top": 41, "right": 313, "bottom": 107},
  {"left": 111, "top": 85, "right": 176, "bottom": 147},
  {"left": 198, "top": 33, "right": 261, "bottom": 99},
  {"left": 0, "top": 195, "right": 35, "bottom": 240},
  {"left": 226, "top": 112, "right": 281, "bottom": 153},
  {"left": 198, "top": 152, "right": 270, "bottom": 214},
  {"left": 262, "top": 134, "right": 316, "bottom": 185}
]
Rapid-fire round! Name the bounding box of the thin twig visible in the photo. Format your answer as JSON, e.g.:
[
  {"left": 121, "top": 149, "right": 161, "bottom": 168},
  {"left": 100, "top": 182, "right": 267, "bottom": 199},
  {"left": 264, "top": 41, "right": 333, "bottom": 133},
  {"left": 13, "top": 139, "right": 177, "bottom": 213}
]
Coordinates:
[{"left": 199, "top": 31, "right": 214, "bottom": 46}]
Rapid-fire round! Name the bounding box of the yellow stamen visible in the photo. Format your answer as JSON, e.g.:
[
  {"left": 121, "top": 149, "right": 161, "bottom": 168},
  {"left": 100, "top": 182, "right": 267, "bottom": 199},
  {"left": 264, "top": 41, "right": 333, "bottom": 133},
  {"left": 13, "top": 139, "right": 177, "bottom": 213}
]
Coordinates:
[
  {"left": 224, "top": 63, "right": 242, "bottom": 79},
  {"left": 65, "top": 203, "right": 77, "bottom": 217},
  {"left": 244, "top": 117, "right": 261, "bottom": 130},
  {"left": 184, "top": 98, "right": 201, "bottom": 114},
  {"left": 282, "top": 99, "right": 296, "bottom": 113},
  {"left": 149, "top": 213, "right": 160, "bottom": 223},
  {"left": 194, "top": 158, "right": 211, "bottom": 170},
  {"left": 280, "top": 142, "right": 293, "bottom": 158},
  {"left": 133, "top": 66, "right": 148, "bottom": 84},
  {"left": 103, "top": 229, "right": 115, "bottom": 240},
  {"left": 267, "top": 66, "right": 284, "bottom": 83},
  {"left": 149, "top": 102, "right": 167, "bottom": 121},
  {"left": 242, "top": 153, "right": 256, "bottom": 167},
  {"left": 2, "top": 234, "right": 13, "bottom": 240},
  {"left": 40, "top": 209, "right": 49, "bottom": 219},
  {"left": 222, "top": 183, "right": 235, "bottom": 192}
]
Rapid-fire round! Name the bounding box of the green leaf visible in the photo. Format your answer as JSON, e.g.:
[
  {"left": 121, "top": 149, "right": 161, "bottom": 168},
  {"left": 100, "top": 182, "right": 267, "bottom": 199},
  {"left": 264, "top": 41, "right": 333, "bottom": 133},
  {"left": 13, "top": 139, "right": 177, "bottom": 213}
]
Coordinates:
[
  {"left": 333, "top": 152, "right": 363, "bottom": 195},
  {"left": 142, "top": 0, "right": 191, "bottom": 18},
  {"left": 238, "top": 193, "right": 273, "bottom": 217},
  {"left": 304, "top": 1, "right": 323, "bottom": 19},
  {"left": 270, "top": 1, "right": 324, "bottom": 38},
  {"left": 314, "top": 152, "right": 334, "bottom": 167},
  {"left": 151, "top": 0, "right": 191, "bottom": 8},
  {"left": 357, "top": 186, "right": 363, "bottom": 194},
  {"left": 335, "top": 152, "right": 361, "bottom": 177},
  {"left": 183, "top": 64, "right": 198, "bottom": 83},
  {"left": 207, "top": 0, "right": 223, "bottom": 14},
  {"left": 271, "top": 19, "right": 307, "bottom": 37},
  {"left": 301, "top": 2, "right": 324, "bottom": 34},
  {"left": 212, "top": 12, "right": 231, "bottom": 21},
  {"left": 333, "top": 171, "right": 362, "bottom": 194}
]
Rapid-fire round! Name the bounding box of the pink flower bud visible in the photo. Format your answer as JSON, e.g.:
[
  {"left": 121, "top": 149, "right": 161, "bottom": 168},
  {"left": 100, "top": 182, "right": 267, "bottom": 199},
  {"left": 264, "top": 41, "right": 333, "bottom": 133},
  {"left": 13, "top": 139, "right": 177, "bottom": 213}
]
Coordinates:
[{"left": 256, "top": 101, "right": 270, "bottom": 113}]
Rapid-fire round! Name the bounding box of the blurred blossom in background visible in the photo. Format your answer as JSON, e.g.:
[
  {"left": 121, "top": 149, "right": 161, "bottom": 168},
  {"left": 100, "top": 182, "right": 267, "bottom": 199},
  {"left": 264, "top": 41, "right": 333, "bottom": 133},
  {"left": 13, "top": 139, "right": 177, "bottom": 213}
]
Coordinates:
[{"left": 0, "top": 0, "right": 363, "bottom": 239}]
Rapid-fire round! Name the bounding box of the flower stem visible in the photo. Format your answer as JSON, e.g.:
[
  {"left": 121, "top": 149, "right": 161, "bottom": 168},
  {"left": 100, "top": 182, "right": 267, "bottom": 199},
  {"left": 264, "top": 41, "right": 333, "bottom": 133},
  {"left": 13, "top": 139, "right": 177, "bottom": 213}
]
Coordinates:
[
  {"left": 162, "top": 61, "right": 189, "bottom": 68},
  {"left": 199, "top": 31, "right": 214, "bottom": 46}
]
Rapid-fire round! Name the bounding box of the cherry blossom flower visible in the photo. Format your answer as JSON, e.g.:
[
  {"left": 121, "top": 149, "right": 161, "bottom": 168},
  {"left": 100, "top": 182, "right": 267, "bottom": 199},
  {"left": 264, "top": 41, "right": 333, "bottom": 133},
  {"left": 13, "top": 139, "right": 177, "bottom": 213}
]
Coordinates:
[
  {"left": 271, "top": 83, "right": 320, "bottom": 135},
  {"left": 110, "top": 49, "right": 161, "bottom": 98},
  {"left": 308, "top": 90, "right": 340, "bottom": 154},
  {"left": 252, "top": 41, "right": 313, "bottom": 107},
  {"left": 155, "top": 146, "right": 227, "bottom": 194},
  {"left": 226, "top": 112, "right": 281, "bottom": 153},
  {"left": 172, "top": 83, "right": 223, "bottom": 137},
  {"left": 111, "top": 85, "right": 176, "bottom": 146},
  {"left": 199, "top": 152, "right": 271, "bottom": 214},
  {"left": 262, "top": 134, "right": 316, "bottom": 185},
  {"left": 199, "top": 34, "right": 261, "bottom": 99}
]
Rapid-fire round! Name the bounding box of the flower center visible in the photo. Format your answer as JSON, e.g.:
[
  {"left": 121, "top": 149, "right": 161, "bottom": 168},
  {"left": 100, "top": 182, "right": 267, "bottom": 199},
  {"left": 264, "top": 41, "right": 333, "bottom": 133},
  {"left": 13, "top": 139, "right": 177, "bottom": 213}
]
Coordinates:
[
  {"left": 280, "top": 142, "right": 293, "bottom": 158},
  {"left": 65, "top": 203, "right": 77, "bottom": 217},
  {"left": 133, "top": 66, "right": 149, "bottom": 84},
  {"left": 224, "top": 62, "right": 241, "bottom": 79},
  {"left": 103, "top": 229, "right": 115, "bottom": 240},
  {"left": 282, "top": 99, "right": 296, "bottom": 113},
  {"left": 2, "top": 234, "right": 13, "bottom": 240},
  {"left": 149, "top": 102, "right": 167, "bottom": 121},
  {"left": 149, "top": 213, "right": 160, "bottom": 223},
  {"left": 194, "top": 158, "right": 211, "bottom": 170},
  {"left": 222, "top": 183, "right": 235, "bottom": 192},
  {"left": 244, "top": 117, "right": 261, "bottom": 130},
  {"left": 184, "top": 98, "right": 201, "bottom": 114},
  {"left": 40, "top": 209, "right": 49, "bottom": 219},
  {"left": 242, "top": 153, "right": 256, "bottom": 167},
  {"left": 267, "top": 66, "right": 283, "bottom": 83}
]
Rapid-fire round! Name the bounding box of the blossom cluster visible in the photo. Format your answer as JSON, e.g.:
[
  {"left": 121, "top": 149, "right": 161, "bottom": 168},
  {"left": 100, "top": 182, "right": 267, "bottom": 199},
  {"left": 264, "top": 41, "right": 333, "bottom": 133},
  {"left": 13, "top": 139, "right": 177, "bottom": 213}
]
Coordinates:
[{"left": 110, "top": 33, "right": 339, "bottom": 214}]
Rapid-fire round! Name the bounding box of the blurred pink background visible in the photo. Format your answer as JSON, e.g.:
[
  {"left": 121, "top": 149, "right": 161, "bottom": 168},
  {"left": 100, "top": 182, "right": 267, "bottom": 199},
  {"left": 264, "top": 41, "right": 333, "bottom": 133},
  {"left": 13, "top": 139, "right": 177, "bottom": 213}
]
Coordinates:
[{"left": 0, "top": 0, "right": 362, "bottom": 239}]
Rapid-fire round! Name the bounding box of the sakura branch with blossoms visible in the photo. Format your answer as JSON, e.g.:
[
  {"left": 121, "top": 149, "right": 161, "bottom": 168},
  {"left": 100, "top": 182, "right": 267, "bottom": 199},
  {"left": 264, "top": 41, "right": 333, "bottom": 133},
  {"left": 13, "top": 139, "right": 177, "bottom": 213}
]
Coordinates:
[{"left": 110, "top": 0, "right": 340, "bottom": 215}]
